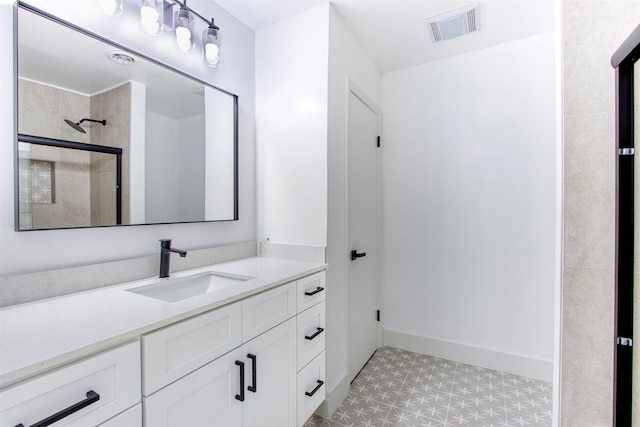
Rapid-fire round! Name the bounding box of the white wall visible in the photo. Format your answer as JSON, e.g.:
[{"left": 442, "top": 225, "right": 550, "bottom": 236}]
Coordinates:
[
  {"left": 255, "top": 5, "right": 329, "bottom": 246},
  {"left": 177, "top": 114, "right": 206, "bottom": 221},
  {"left": 255, "top": 6, "right": 382, "bottom": 410},
  {"left": 0, "top": 0, "right": 255, "bottom": 275},
  {"left": 381, "top": 32, "right": 557, "bottom": 369},
  {"left": 325, "top": 5, "right": 382, "bottom": 410},
  {"left": 145, "top": 111, "right": 180, "bottom": 223}
]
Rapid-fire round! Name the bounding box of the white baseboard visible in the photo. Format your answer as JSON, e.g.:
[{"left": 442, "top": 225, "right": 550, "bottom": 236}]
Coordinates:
[
  {"left": 314, "top": 373, "right": 350, "bottom": 419},
  {"left": 383, "top": 329, "right": 553, "bottom": 382}
]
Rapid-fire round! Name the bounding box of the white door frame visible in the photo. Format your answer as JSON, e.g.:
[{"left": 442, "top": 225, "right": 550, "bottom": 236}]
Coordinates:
[{"left": 345, "top": 78, "right": 383, "bottom": 382}]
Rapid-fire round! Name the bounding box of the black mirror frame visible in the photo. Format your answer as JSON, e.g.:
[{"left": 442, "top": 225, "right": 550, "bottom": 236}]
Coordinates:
[{"left": 13, "top": 2, "right": 239, "bottom": 231}]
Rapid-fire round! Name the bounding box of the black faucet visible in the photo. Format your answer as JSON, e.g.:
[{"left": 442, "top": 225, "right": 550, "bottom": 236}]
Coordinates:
[{"left": 159, "top": 239, "right": 187, "bottom": 278}]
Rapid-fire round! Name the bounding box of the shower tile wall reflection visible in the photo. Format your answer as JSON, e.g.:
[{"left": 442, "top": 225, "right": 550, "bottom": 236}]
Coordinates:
[
  {"left": 19, "top": 78, "right": 91, "bottom": 144},
  {"left": 90, "top": 83, "right": 131, "bottom": 225},
  {"left": 17, "top": 79, "right": 128, "bottom": 229}
]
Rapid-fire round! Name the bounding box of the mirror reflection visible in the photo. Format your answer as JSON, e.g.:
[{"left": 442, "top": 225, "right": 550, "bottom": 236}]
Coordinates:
[{"left": 16, "top": 6, "right": 238, "bottom": 231}]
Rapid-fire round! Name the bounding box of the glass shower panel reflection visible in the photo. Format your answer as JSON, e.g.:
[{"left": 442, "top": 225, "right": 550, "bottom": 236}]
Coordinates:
[{"left": 18, "top": 141, "right": 121, "bottom": 230}]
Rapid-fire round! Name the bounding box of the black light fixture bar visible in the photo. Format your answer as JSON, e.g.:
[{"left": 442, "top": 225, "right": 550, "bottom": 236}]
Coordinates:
[{"left": 172, "top": 0, "right": 215, "bottom": 28}]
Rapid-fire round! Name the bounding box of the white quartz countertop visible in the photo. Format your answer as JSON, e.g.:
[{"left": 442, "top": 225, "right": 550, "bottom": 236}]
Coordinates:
[{"left": 0, "top": 256, "right": 326, "bottom": 389}]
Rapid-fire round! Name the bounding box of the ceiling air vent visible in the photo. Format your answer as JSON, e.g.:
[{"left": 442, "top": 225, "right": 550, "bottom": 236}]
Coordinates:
[{"left": 426, "top": 4, "right": 479, "bottom": 42}]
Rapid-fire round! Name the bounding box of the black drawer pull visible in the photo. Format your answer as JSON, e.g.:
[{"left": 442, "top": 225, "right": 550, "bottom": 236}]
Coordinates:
[
  {"left": 304, "top": 287, "right": 325, "bottom": 296},
  {"left": 305, "top": 380, "right": 324, "bottom": 397},
  {"left": 235, "top": 360, "right": 245, "bottom": 401},
  {"left": 247, "top": 353, "right": 257, "bottom": 393},
  {"left": 305, "top": 327, "right": 325, "bottom": 341},
  {"left": 15, "top": 390, "right": 100, "bottom": 427}
]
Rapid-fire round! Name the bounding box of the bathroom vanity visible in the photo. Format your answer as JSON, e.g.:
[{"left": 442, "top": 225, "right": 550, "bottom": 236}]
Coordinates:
[{"left": 0, "top": 257, "right": 326, "bottom": 427}]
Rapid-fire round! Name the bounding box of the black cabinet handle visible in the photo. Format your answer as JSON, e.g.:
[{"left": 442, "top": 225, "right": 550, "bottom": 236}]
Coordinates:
[
  {"left": 304, "top": 287, "right": 325, "bottom": 296},
  {"left": 247, "top": 353, "right": 257, "bottom": 393},
  {"left": 305, "top": 380, "right": 325, "bottom": 397},
  {"left": 14, "top": 390, "right": 100, "bottom": 427},
  {"left": 350, "top": 250, "right": 366, "bottom": 261},
  {"left": 235, "top": 360, "right": 245, "bottom": 401},
  {"left": 305, "top": 327, "right": 325, "bottom": 341}
]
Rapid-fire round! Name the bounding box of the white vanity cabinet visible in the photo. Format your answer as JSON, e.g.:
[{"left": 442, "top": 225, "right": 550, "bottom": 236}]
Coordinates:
[
  {"left": 295, "top": 272, "right": 327, "bottom": 427},
  {"left": 0, "top": 342, "right": 141, "bottom": 427},
  {"left": 144, "top": 319, "right": 296, "bottom": 427},
  {"left": 141, "top": 271, "right": 324, "bottom": 427}
]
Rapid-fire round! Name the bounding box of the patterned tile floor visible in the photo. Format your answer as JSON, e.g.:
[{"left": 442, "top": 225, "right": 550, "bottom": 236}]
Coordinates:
[{"left": 305, "top": 347, "right": 553, "bottom": 427}]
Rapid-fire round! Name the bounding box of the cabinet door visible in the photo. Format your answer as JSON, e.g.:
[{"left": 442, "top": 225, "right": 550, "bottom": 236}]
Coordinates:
[
  {"left": 242, "top": 318, "right": 297, "bottom": 427},
  {"left": 144, "top": 348, "right": 243, "bottom": 427}
]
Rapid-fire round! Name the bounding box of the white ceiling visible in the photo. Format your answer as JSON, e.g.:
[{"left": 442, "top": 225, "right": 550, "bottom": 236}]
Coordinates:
[{"left": 212, "top": 0, "right": 555, "bottom": 72}]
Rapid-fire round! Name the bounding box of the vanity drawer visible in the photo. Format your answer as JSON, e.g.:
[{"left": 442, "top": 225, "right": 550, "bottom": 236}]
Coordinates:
[
  {"left": 297, "top": 301, "right": 326, "bottom": 370},
  {"left": 242, "top": 281, "right": 296, "bottom": 341},
  {"left": 297, "top": 351, "right": 326, "bottom": 427},
  {"left": 297, "top": 272, "right": 326, "bottom": 313},
  {"left": 142, "top": 302, "right": 242, "bottom": 395},
  {"left": 0, "top": 341, "right": 140, "bottom": 427},
  {"left": 98, "top": 404, "right": 141, "bottom": 427}
]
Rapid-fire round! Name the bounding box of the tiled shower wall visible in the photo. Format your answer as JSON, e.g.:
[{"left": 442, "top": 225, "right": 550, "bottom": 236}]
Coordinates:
[
  {"left": 90, "top": 83, "right": 131, "bottom": 225},
  {"left": 18, "top": 79, "right": 92, "bottom": 229},
  {"left": 18, "top": 79, "right": 131, "bottom": 229},
  {"left": 562, "top": 2, "right": 640, "bottom": 426}
]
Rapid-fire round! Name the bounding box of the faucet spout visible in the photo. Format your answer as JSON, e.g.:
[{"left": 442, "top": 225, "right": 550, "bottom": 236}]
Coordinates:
[
  {"left": 171, "top": 248, "right": 188, "bottom": 257},
  {"left": 159, "top": 239, "right": 188, "bottom": 278}
]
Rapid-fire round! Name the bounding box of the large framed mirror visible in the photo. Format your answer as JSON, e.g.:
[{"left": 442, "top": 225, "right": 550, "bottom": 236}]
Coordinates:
[{"left": 15, "top": 3, "right": 238, "bottom": 231}]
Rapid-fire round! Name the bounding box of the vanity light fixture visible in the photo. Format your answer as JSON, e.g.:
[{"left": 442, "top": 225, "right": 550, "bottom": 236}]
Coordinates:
[
  {"left": 203, "top": 18, "right": 221, "bottom": 67},
  {"left": 98, "top": 0, "right": 123, "bottom": 16},
  {"left": 98, "top": 0, "right": 222, "bottom": 67}
]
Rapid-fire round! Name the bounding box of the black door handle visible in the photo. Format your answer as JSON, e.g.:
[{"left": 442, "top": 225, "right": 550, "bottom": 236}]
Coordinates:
[
  {"left": 14, "top": 390, "right": 100, "bottom": 427},
  {"left": 235, "top": 360, "right": 245, "bottom": 401},
  {"left": 351, "top": 250, "right": 366, "bottom": 261},
  {"left": 247, "top": 353, "right": 257, "bottom": 393}
]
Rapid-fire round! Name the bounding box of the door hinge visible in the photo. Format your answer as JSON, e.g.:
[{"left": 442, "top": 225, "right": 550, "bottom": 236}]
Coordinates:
[
  {"left": 617, "top": 337, "right": 633, "bottom": 347},
  {"left": 377, "top": 310, "right": 380, "bottom": 322},
  {"left": 619, "top": 148, "right": 634, "bottom": 156},
  {"left": 377, "top": 136, "right": 380, "bottom": 148}
]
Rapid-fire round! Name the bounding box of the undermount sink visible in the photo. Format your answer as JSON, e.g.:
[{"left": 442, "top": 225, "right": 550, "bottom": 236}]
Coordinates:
[{"left": 127, "top": 271, "right": 255, "bottom": 302}]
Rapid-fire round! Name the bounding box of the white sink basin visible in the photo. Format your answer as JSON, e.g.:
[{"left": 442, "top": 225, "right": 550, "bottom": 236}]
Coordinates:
[{"left": 127, "top": 271, "right": 255, "bottom": 302}]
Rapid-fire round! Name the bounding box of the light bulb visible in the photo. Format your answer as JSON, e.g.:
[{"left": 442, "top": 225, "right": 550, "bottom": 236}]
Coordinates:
[
  {"left": 205, "top": 43, "right": 219, "bottom": 64},
  {"left": 99, "top": 0, "right": 118, "bottom": 15},
  {"left": 176, "top": 26, "right": 192, "bottom": 51},
  {"left": 140, "top": 5, "right": 160, "bottom": 34}
]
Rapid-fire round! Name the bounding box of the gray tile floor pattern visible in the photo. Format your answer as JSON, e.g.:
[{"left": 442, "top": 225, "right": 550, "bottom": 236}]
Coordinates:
[{"left": 305, "top": 346, "right": 553, "bottom": 427}]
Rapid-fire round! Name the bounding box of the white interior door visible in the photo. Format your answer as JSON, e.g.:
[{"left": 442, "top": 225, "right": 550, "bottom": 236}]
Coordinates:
[{"left": 347, "top": 89, "right": 379, "bottom": 382}]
